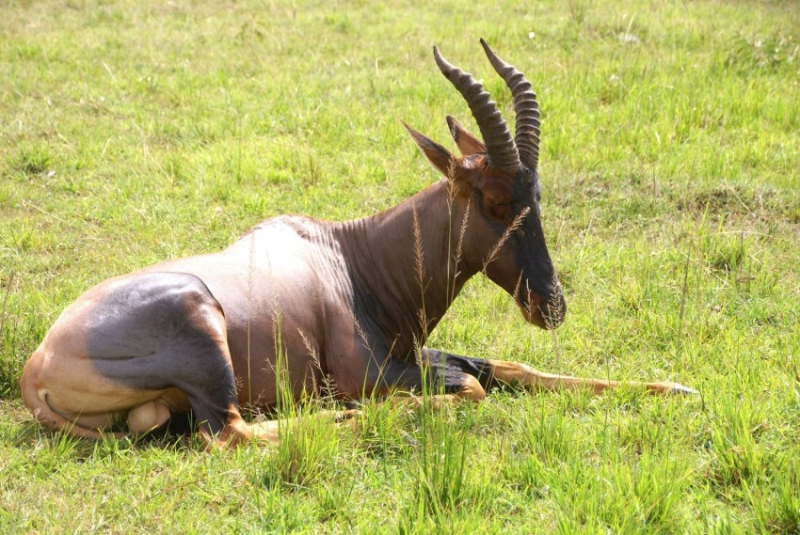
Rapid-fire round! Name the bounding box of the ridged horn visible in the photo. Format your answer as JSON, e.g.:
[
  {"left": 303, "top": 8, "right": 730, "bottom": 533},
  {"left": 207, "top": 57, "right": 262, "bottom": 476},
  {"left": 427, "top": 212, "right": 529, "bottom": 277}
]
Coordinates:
[
  {"left": 433, "top": 45, "right": 521, "bottom": 171},
  {"left": 480, "top": 38, "right": 541, "bottom": 171}
]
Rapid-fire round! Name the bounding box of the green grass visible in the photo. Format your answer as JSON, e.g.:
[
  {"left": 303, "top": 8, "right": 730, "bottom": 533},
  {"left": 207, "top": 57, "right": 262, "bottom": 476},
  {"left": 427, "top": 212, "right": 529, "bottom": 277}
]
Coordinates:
[{"left": 2, "top": 0, "right": 799, "bottom": 532}]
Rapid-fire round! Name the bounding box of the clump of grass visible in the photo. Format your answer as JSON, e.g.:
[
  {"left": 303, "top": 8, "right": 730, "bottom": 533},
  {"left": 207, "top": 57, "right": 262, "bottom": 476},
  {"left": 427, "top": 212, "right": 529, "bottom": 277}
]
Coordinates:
[
  {"left": 519, "top": 402, "right": 575, "bottom": 465},
  {"left": 700, "top": 227, "right": 749, "bottom": 274},
  {"left": 401, "top": 391, "right": 482, "bottom": 532},
  {"left": 410, "top": 408, "right": 471, "bottom": 517},
  {"left": 770, "top": 454, "right": 800, "bottom": 533},
  {"left": 0, "top": 272, "right": 21, "bottom": 399},
  {"left": 401, "top": 342, "right": 481, "bottom": 529},
  {"left": 742, "top": 455, "right": 800, "bottom": 534},
  {"left": 259, "top": 408, "right": 343, "bottom": 490},
  {"left": 567, "top": 0, "right": 590, "bottom": 26},
  {"left": 550, "top": 453, "right": 690, "bottom": 533},
  {"left": 258, "top": 373, "right": 345, "bottom": 491},
  {"left": 501, "top": 402, "right": 577, "bottom": 497},
  {"left": 676, "top": 185, "right": 758, "bottom": 218},
  {"left": 9, "top": 145, "right": 51, "bottom": 178},
  {"left": 27, "top": 428, "right": 83, "bottom": 477},
  {"left": 726, "top": 32, "right": 799, "bottom": 74},
  {"left": 355, "top": 394, "right": 410, "bottom": 461},
  {"left": 257, "top": 317, "right": 345, "bottom": 491},
  {"left": 707, "top": 398, "right": 766, "bottom": 488}
]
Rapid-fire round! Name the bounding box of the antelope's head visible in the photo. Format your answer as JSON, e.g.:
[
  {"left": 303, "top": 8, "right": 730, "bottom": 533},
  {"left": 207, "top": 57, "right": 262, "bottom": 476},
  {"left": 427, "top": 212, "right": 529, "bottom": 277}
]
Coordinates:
[{"left": 405, "top": 39, "right": 566, "bottom": 329}]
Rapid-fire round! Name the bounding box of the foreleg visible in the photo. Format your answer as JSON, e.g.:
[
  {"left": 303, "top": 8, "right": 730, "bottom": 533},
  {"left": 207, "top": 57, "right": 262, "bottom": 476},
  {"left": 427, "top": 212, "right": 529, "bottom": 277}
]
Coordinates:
[{"left": 421, "top": 349, "right": 697, "bottom": 395}]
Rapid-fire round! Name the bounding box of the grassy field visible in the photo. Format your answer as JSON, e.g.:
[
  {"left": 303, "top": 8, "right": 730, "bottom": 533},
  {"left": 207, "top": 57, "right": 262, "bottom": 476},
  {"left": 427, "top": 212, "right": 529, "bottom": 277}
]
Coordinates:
[{"left": 2, "top": 0, "right": 799, "bottom": 532}]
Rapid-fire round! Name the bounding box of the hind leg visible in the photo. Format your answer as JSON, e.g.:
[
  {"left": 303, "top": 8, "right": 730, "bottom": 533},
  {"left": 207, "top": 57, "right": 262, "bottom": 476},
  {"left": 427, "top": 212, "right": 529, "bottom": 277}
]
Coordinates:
[
  {"left": 208, "top": 409, "right": 362, "bottom": 450},
  {"left": 21, "top": 272, "right": 280, "bottom": 448}
]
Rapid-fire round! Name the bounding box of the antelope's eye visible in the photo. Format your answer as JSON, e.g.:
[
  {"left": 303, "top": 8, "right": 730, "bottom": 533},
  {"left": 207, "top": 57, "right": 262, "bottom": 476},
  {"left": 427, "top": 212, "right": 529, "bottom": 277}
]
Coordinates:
[
  {"left": 485, "top": 194, "right": 510, "bottom": 208},
  {"left": 486, "top": 199, "right": 511, "bottom": 220}
]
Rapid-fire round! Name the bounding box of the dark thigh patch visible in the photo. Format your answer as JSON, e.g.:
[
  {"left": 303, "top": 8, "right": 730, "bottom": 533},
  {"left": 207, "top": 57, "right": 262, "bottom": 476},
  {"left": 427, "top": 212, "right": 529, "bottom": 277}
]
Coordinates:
[{"left": 85, "top": 272, "right": 232, "bottom": 394}]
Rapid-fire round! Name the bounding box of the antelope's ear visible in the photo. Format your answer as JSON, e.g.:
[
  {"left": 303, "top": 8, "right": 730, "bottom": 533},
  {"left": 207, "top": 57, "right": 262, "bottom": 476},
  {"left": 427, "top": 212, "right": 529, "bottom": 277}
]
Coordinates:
[
  {"left": 446, "top": 116, "right": 485, "bottom": 156},
  {"left": 404, "top": 122, "right": 457, "bottom": 178}
]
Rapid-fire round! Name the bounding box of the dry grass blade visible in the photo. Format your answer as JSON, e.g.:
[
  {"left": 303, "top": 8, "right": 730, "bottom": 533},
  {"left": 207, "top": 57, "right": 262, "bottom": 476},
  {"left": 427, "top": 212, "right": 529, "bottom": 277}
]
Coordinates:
[
  {"left": 297, "top": 327, "right": 337, "bottom": 400},
  {"left": 512, "top": 272, "right": 523, "bottom": 304},
  {"left": 543, "top": 277, "right": 566, "bottom": 330},
  {"left": 454, "top": 198, "right": 470, "bottom": 275},
  {"left": 413, "top": 205, "right": 428, "bottom": 334},
  {"left": 246, "top": 233, "right": 256, "bottom": 407},
  {"left": 413, "top": 205, "right": 425, "bottom": 291},
  {"left": 482, "top": 207, "right": 530, "bottom": 273}
]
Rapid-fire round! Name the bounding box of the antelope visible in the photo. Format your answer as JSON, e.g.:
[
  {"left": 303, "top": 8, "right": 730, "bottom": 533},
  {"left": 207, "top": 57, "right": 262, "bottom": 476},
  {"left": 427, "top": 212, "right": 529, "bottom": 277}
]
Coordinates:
[{"left": 21, "top": 40, "right": 696, "bottom": 449}]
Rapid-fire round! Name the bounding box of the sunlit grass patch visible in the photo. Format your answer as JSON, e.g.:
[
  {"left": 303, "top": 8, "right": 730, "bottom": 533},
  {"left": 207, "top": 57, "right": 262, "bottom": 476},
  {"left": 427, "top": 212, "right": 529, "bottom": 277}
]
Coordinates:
[
  {"left": 400, "top": 400, "right": 495, "bottom": 533},
  {"left": 1, "top": 0, "right": 799, "bottom": 532},
  {"left": 706, "top": 397, "right": 769, "bottom": 489},
  {"left": 258, "top": 410, "right": 345, "bottom": 491}
]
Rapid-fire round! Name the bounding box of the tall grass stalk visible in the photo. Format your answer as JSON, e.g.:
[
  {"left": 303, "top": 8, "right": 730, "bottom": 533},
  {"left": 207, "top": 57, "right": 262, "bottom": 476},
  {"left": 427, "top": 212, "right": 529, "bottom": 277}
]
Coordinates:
[
  {"left": 260, "top": 312, "right": 343, "bottom": 490},
  {"left": 405, "top": 341, "right": 474, "bottom": 529},
  {"left": 0, "top": 272, "right": 13, "bottom": 340},
  {"left": 405, "top": 188, "right": 476, "bottom": 528}
]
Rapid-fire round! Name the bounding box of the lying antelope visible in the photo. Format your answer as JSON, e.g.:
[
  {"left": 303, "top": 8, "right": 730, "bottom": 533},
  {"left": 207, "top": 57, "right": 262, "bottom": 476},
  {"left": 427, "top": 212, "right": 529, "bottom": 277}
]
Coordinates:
[{"left": 21, "top": 40, "right": 696, "bottom": 449}]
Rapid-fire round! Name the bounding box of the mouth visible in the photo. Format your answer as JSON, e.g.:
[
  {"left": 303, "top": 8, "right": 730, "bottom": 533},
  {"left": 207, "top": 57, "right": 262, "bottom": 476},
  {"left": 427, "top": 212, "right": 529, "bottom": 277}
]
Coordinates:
[{"left": 519, "top": 288, "right": 566, "bottom": 330}]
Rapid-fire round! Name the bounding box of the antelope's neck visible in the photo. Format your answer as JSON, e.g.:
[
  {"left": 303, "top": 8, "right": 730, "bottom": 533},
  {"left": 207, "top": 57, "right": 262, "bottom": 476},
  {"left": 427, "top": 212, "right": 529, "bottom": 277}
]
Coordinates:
[{"left": 333, "top": 180, "right": 475, "bottom": 359}]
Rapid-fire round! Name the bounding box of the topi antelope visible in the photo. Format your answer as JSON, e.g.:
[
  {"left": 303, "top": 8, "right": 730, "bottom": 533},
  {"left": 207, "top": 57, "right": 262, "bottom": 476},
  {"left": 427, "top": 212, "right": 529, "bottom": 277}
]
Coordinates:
[{"left": 21, "top": 40, "right": 696, "bottom": 449}]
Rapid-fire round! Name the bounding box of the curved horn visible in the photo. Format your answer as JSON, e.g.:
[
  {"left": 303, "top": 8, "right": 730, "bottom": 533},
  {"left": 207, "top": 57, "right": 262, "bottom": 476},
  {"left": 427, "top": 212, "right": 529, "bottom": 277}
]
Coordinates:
[
  {"left": 433, "top": 45, "right": 521, "bottom": 171},
  {"left": 480, "top": 38, "right": 541, "bottom": 171}
]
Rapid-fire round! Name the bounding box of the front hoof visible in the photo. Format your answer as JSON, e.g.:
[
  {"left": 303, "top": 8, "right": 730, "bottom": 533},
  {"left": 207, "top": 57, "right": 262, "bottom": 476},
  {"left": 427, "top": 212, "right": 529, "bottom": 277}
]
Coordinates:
[{"left": 669, "top": 383, "right": 699, "bottom": 395}]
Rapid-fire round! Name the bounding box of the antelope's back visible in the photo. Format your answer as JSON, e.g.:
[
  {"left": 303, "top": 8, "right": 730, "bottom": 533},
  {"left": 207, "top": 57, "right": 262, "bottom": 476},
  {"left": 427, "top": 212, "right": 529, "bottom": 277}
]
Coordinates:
[{"left": 133, "top": 216, "right": 354, "bottom": 404}]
